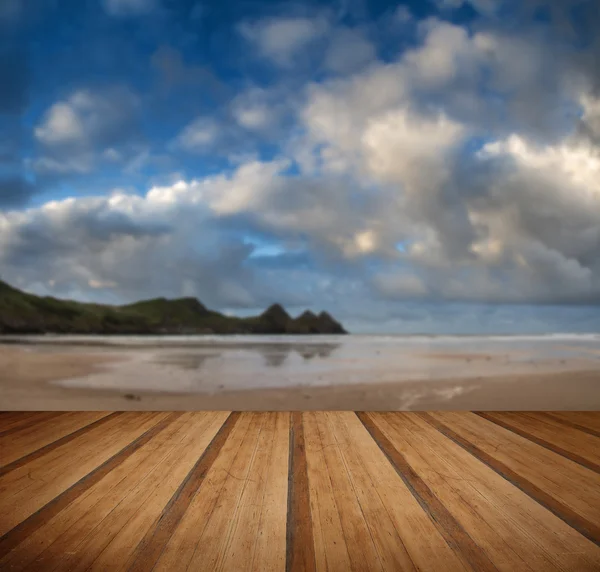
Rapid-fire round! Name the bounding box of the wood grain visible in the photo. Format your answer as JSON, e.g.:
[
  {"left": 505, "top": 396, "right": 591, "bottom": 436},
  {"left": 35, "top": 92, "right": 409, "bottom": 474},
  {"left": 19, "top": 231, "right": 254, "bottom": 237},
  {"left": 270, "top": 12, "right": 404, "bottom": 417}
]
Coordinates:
[
  {"left": 125, "top": 411, "right": 240, "bottom": 572},
  {"left": 0, "top": 412, "right": 178, "bottom": 558},
  {"left": 0, "top": 412, "right": 120, "bottom": 477},
  {"left": 0, "top": 411, "right": 598, "bottom": 572},
  {"left": 358, "top": 412, "right": 498, "bottom": 572},
  {"left": 527, "top": 412, "right": 600, "bottom": 439},
  {"left": 423, "top": 412, "right": 600, "bottom": 548},
  {"left": 476, "top": 412, "right": 600, "bottom": 473}
]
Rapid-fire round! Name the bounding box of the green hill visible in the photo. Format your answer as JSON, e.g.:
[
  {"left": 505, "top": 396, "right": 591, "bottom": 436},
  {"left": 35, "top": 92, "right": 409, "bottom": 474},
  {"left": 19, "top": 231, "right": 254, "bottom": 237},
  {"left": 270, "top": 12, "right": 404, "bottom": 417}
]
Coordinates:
[{"left": 0, "top": 280, "right": 347, "bottom": 335}]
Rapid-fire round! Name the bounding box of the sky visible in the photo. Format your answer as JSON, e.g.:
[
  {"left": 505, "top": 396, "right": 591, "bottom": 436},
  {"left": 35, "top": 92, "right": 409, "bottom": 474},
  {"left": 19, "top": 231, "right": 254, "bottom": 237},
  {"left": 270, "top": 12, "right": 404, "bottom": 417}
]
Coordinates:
[{"left": 1, "top": 0, "right": 600, "bottom": 334}]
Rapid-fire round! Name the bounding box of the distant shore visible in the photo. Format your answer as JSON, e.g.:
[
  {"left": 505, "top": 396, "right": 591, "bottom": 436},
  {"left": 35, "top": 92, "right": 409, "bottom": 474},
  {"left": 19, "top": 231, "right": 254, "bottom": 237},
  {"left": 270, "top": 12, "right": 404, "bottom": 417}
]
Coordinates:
[{"left": 2, "top": 338, "right": 600, "bottom": 410}]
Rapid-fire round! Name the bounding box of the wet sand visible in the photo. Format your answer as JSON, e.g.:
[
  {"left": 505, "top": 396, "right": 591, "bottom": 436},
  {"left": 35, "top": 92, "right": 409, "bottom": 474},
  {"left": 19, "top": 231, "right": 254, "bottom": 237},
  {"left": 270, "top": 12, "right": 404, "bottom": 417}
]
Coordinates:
[{"left": 1, "top": 341, "right": 599, "bottom": 410}]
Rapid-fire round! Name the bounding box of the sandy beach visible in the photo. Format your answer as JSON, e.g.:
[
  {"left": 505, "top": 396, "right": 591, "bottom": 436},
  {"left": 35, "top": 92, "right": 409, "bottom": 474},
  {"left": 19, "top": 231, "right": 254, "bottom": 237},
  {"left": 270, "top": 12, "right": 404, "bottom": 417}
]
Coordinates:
[{"left": 1, "top": 334, "right": 599, "bottom": 410}]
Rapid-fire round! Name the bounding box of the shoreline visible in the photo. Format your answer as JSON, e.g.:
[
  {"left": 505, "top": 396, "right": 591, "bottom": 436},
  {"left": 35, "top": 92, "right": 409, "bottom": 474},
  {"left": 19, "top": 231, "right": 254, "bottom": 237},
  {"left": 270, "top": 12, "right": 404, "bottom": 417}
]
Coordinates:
[{"left": 1, "top": 344, "right": 599, "bottom": 411}]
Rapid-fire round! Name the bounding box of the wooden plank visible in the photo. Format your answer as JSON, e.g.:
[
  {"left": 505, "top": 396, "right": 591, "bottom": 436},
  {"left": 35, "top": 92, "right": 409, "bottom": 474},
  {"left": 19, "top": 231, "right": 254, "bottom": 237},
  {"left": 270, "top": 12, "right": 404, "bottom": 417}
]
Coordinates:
[
  {"left": 477, "top": 412, "right": 600, "bottom": 473},
  {"left": 328, "top": 412, "right": 466, "bottom": 572},
  {"left": 427, "top": 412, "right": 600, "bottom": 531},
  {"left": 0, "top": 412, "right": 64, "bottom": 437},
  {"left": 358, "top": 412, "right": 499, "bottom": 572},
  {"left": 53, "top": 412, "right": 231, "bottom": 572},
  {"left": 12, "top": 412, "right": 196, "bottom": 572},
  {"left": 183, "top": 412, "right": 267, "bottom": 572},
  {"left": 0, "top": 412, "right": 178, "bottom": 559},
  {"left": 219, "top": 412, "right": 288, "bottom": 572},
  {"left": 551, "top": 412, "right": 600, "bottom": 433},
  {"left": 527, "top": 412, "right": 600, "bottom": 439},
  {"left": 384, "top": 413, "right": 599, "bottom": 572},
  {"left": 0, "top": 412, "right": 161, "bottom": 524},
  {"left": 0, "top": 412, "right": 136, "bottom": 499},
  {"left": 251, "top": 412, "right": 290, "bottom": 572},
  {"left": 0, "top": 413, "right": 121, "bottom": 477},
  {"left": 0, "top": 412, "right": 195, "bottom": 571},
  {"left": 303, "top": 411, "right": 352, "bottom": 571},
  {"left": 418, "top": 412, "right": 600, "bottom": 571},
  {"left": 124, "top": 411, "right": 239, "bottom": 572},
  {"left": 151, "top": 412, "right": 255, "bottom": 571},
  {"left": 1, "top": 410, "right": 599, "bottom": 572},
  {"left": 0, "top": 412, "right": 110, "bottom": 465},
  {"left": 286, "top": 412, "right": 316, "bottom": 572},
  {"left": 313, "top": 412, "right": 384, "bottom": 571}
]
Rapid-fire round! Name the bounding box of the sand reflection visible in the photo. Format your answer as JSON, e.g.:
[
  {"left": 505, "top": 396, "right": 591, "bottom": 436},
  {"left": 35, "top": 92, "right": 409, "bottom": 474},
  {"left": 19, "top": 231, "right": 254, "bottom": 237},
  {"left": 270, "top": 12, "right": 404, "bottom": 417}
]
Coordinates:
[{"left": 154, "top": 343, "right": 340, "bottom": 370}]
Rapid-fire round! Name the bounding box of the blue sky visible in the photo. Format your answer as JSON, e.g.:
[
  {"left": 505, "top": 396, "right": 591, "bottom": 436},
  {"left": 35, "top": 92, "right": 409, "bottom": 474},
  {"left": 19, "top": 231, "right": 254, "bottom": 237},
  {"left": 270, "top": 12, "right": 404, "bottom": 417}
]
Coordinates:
[{"left": 1, "top": 0, "right": 600, "bottom": 333}]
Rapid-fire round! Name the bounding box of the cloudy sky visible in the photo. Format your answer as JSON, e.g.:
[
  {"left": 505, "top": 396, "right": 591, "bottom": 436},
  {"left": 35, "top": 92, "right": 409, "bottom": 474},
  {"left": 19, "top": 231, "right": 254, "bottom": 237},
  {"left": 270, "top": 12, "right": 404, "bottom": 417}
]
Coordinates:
[{"left": 1, "top": 0, "right": 600, "bottom": 334}]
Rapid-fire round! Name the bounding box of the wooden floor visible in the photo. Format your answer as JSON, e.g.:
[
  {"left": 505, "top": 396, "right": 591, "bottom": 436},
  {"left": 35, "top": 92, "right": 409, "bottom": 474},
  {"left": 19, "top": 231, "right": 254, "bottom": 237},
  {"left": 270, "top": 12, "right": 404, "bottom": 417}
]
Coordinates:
[{"left": 0, "top": 412, "right": 599, "bottom": 571}]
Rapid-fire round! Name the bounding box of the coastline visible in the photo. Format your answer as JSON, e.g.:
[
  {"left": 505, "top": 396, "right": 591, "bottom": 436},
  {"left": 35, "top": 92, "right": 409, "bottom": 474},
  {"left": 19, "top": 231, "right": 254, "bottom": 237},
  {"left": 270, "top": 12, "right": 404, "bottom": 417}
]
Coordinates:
[{"left": 1, "top": 343, "right": 599, "bottom": 411}]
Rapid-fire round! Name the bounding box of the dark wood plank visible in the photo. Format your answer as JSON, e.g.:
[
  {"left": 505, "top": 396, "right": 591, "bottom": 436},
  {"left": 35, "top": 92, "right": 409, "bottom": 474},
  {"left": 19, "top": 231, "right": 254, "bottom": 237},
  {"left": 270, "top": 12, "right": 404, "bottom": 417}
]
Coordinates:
[
  {"left": 0, "top": 413, "right": 121, "bottom": 477},
  {"left": 0, "top": 412, "right": 180, "bottom": 559},
  {"left": 476, "top": 412, "right": 600, "bottom": 474},
  {"left": 125, "top": 411, "right": 241, "bottom": 572},
  {"left": 286, "top": 412, "right": 317, "bottom": 572},
  {"left": 421, "top": 412, "right": 600, "bottom": 547},
  {"left": 357, "top": 412, "right": 499, "bottom": 572}
]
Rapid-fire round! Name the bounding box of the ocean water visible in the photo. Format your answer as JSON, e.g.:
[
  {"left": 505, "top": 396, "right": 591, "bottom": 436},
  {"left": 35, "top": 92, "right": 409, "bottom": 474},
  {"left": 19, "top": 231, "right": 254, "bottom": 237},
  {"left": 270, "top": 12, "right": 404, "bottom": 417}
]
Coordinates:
[
  {"left": 5, "top": 332, "right": 600, "bottom": 346},
  {"left": 7, "top": 333, "right": 599, "bottom": 394}
]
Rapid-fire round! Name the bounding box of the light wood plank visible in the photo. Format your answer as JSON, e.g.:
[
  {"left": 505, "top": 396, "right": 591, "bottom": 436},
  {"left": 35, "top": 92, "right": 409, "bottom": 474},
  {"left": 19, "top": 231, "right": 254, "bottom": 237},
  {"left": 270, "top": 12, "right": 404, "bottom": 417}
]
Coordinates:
[
  {"left": 0, "top": 412, "right": 110, "bottom": 466},
  {"left": 185, "top": 412, "right": 266, "bottom": 572},
  {"left": 251, "top": 412, "right": 289, "bottom": 572},
  {"left": 479, "top": 412, "right": 600, "bottom": 472},
  {"left": 153, "top": 412, "right": 260, "bottom": 571},
  {"left": 0, "top": 411, "right": 598, "bottom": 572},
  {"left": 399, "top": 413, "right": 600, "bottom": 571},
  {"left": 541, "top": 413, "right": 600, "bottom": 438},
  {"left": 220, "top": 412, "right": 288, "bottom": 572},
  {"left": 0, "top": 413, "right": 192, "bottom": 571},
  {"left": 313, "top": 411, "right": 384, "bottom": 571},
  {"left": 330, "top": 412, "right": 467, "bottom": 572},
  {"left": 80, "top": 412, "right": 229, "bottom": 572},
  {"left": 0, "top": 412, "right": 63, "bottom": 436},
  {"left": 0, "top": 412, "right": 166, "bottom": 535},
  {"left": 303, "top": 411, "right": 353, "bottom": 572},
  {"left": 430, "top": 412, "right": 600, "bottom": 530},
  {"left": 552, "top": 412, "right": 600, "bottom": 433}
]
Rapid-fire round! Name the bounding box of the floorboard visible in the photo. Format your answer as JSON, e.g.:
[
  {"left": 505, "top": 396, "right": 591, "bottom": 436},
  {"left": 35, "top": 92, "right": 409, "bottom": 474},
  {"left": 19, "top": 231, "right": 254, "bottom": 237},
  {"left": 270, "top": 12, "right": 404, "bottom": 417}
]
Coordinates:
[{"left": 0, "top": 411, "right": 598, "bottom": 571}]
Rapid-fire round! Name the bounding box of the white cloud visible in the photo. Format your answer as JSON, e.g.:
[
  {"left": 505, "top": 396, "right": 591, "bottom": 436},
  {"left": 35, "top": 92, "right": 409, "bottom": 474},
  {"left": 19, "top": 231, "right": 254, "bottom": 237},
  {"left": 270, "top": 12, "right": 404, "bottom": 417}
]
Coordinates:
[
  {"left": 173, "top": 117, "right": 221, "bottom": 152},
  {"left": 8, "top": 9, "right": 600, "bottom": 316},
  {"left": 233, "top": 105, "right": 270, "bottom": 131},
  {"left": 30, "top": 155, "right": 94, "bottom": 175},
  {"left": 34, "top": 102, "right": 84, "bottom": 146},
  {"left": 324, "top": 28, "right": 376, "bottom": 74},
  {"left": 231, "top": 88, "right": 275, "bottom": 132},
  {"left": 34, "top": 88, "right": 139, "bottom": 149},
  {"left": 361, "top": 108, "right": 466, "bottom": 189},
  {"left": 239, "top": 15, "right": 329, "bottom": 67},
  {"left": 480, "top": 134, "right": 600, "bottom": 198},
  {"left": 580, "top": 94, "right": 600, "bottom": 141},
  {"left": 404, "top": 20, "right": 476, "bottom": 88}
]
